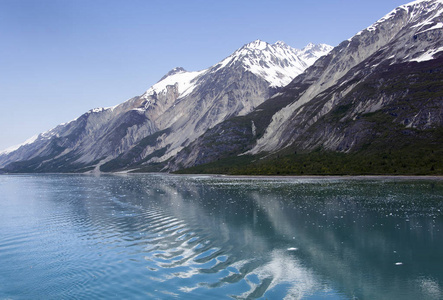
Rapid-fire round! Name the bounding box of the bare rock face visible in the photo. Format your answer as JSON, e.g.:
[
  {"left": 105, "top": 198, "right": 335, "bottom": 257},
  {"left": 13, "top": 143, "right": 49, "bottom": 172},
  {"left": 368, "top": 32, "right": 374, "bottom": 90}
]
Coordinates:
[{"left": 0, "top": 40, "right": 331, "bottom": 172}]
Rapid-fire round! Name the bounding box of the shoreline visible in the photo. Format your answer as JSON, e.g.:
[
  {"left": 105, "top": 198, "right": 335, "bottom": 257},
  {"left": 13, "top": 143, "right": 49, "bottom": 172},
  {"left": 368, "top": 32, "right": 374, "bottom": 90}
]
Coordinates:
[
  {"left": 169, "top": 174, "right": 443, "bottom": 181},
  {"left": 3, "top": 172, "right": 443, "bottom": 181}
]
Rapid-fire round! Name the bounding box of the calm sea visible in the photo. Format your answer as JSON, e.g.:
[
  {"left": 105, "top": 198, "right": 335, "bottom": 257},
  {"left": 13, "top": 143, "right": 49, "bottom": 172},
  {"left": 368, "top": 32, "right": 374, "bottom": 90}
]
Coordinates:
[{"left": 0, "top": 174, "right": 442, "bottom": 299}]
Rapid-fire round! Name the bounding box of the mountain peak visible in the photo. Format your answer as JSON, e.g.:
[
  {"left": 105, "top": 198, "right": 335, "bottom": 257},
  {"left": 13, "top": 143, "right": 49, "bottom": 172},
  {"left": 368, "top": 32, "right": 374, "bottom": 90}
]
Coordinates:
[
  {"left": 217, "top": 39, "right": 332, "bottom": 87},
  {"left": 243, "top": 39, "right": 269, "bottom": 50},
  {"left": 303, "top": 42, "right": 315, "bottom": 49},
  {"left": 353, "top": 0, "right": 443, "bottom": 39},
  {"left": 403, "top": 0, "right": 443, "bottom": 6},
  {"left": 159, "top": 67, "right": 187, "bottom": 82},
  {"left": 301, "top": 43, "right": 333, "bottom": 53},
  {"left": 274, "top": 40, "right": 288, "bottom": 47},
  {"left": 343, "top": 0, "right": 443, "bottom": 64}
]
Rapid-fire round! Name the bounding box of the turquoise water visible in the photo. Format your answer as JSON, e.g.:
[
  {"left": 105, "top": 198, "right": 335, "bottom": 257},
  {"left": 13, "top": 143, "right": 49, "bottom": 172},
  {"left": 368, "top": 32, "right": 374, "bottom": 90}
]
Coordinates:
[{"left": 0, "top": 174, "right": 442, "bottom": 299}]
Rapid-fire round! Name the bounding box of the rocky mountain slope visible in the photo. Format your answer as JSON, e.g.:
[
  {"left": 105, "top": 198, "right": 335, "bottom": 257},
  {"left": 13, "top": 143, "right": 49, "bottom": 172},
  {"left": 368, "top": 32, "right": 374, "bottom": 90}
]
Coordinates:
[
  {"left": 251, "top": 0, "right": 443, "bottom": 154},
  {"left": 0, "top": 41, "right": 332, "bottom": 173},
  {"left": 169, "top": 0, "right": 443, "bottom": 174}
]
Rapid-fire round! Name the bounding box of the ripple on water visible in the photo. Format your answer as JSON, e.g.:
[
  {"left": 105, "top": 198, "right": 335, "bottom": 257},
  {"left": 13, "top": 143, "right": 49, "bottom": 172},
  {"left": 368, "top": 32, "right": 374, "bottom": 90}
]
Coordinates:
[{"left": 2, "top": 175, "right": 442, "bottom": 299}]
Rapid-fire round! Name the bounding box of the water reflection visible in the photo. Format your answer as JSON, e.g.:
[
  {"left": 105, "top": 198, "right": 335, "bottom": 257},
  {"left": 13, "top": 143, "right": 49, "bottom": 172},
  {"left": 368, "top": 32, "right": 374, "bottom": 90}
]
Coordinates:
[{"left": 0, "top": 175, "right": 442, "bottom": 299}]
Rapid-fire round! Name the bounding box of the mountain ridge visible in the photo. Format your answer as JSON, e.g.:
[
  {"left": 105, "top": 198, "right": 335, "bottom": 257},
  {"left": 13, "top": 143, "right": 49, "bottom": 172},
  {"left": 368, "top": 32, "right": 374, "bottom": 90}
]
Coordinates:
[
  {"left": 0, "top": 40, "right": 332, "bottom": 173},
  {"left": 2, "top": 0, "right": 442, "bottom": 175},
  {"left": 167, "top": 0, "right": 443, "bottom": 174}
]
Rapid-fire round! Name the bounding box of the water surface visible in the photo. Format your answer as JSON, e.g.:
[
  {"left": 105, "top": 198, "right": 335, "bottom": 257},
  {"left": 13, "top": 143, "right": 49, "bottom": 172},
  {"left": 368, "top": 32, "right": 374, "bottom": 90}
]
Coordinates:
[{"left": 0, "top": 175, "right": 442, "bottom": 299}]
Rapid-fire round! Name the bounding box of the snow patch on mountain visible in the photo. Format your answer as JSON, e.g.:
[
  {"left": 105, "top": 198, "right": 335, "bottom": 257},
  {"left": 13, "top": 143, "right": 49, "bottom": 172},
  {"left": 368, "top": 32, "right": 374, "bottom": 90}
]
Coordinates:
[
  {"left": 415, "top": 22, "right": 443, "bottom": 34},
  {"left": 141, "top": 68, "right": 206, "bottom": 100},
  {"left": 410, "top": 46, "right": 443, "bottom": 62}
]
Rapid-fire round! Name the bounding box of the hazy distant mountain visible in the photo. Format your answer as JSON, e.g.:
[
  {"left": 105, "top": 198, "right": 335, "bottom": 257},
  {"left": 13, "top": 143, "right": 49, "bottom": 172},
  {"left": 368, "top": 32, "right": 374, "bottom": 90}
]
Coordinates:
[
  {"left": 0, "top": 40, "right": 332, "bottom": 173},
  {"left": 169, "top": 0, "right": 443, "bottom": 174}
]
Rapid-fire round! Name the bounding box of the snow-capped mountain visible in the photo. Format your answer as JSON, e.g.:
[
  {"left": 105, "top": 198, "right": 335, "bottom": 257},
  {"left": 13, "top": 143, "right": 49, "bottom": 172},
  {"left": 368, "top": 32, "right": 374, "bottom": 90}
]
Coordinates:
[
  {"left": 168, "top": 0, "right": 443, "bottom": 171},
  {"left": 214, "top": 40, "right": 332, "bottom": 88},
  {"left": 0, "top": 40, "right": 332, "bottom": 173}
]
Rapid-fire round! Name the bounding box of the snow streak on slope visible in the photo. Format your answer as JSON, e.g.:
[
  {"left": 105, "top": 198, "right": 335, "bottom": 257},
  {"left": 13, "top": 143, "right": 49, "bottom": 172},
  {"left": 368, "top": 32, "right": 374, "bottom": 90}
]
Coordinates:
[{"left": 410, "top": 46, "right": 443, "bottom": 62}]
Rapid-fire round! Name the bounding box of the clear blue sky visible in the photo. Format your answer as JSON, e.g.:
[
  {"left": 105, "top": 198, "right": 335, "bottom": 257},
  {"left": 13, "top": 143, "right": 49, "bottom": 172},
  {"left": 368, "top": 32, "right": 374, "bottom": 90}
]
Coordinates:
[{"left": 0, "top": 0, "right": 408, "bottom": 151}]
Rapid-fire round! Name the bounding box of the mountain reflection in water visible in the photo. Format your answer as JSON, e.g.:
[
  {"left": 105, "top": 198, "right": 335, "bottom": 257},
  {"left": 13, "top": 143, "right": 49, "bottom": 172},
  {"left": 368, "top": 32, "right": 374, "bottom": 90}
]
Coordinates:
[{"left": 0, "top": 175, "right": 442, "bottom": 299}]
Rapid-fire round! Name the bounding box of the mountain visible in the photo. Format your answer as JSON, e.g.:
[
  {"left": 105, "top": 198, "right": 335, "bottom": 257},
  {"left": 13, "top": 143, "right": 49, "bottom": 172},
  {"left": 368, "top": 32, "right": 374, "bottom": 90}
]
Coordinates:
[
  {"left": 0, "top": 40, "right": 332, "bottom": 173},
  {"left": 169, "top": 0, "right": 443, "bottom": 174},
  {"left": 251, "top": 0, "right": 443, "bottom": 154}
]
